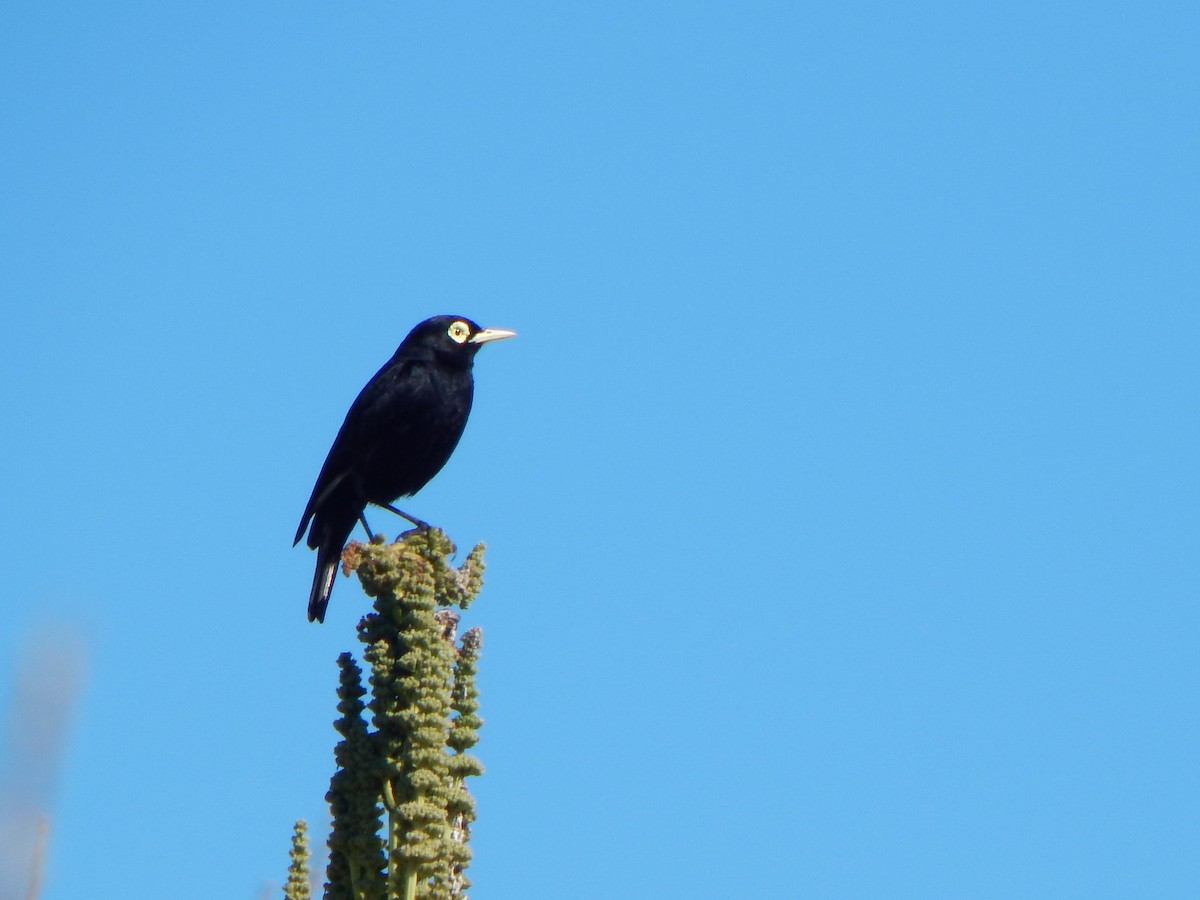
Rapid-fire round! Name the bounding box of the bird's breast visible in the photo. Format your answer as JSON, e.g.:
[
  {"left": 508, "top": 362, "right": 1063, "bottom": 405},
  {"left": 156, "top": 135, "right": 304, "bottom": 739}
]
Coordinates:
[{"left": 359, "top": 365, "right": 475, "bottom": 503}]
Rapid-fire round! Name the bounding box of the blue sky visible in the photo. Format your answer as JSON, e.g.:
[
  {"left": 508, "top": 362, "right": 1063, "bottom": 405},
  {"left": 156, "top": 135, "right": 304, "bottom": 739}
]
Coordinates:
[{"left": 2, "top": 2, "right": 1198, "bottom": 897}]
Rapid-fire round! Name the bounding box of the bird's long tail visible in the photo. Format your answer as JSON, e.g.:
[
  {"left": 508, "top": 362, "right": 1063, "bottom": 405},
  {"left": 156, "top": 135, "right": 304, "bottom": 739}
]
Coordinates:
[{"left": 307, "top": 541, "right": 341, "bottom": 623}]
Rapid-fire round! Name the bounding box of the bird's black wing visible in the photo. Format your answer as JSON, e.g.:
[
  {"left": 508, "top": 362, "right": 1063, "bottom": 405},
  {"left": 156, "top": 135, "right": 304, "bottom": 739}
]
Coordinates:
[{"left": 294, "top": 355, "right": 425, "bottom": 547}]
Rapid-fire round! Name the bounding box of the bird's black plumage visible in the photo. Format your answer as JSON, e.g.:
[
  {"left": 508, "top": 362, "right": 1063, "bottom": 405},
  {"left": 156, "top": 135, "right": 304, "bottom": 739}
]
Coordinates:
[{"left": 295, "top": 315, "right": 515, "bottom": 622}]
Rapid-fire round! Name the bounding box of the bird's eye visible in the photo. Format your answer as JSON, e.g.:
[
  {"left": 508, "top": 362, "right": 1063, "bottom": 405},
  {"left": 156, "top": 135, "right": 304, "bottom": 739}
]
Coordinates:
[{"left": 447, "top": 321, "right": 471, "bottom": 344}]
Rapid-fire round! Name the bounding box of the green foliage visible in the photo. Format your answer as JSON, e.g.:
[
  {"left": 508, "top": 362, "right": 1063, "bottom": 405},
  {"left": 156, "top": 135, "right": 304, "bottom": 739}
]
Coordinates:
[{"left": 319, "top": 529, "right": 488, "bottom": 900}]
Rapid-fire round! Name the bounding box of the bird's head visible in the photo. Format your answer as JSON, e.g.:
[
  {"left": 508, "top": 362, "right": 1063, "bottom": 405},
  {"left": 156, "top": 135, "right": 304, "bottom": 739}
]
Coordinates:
[{"left": 401, "top": 315, "right": 517, "bottom": 367}]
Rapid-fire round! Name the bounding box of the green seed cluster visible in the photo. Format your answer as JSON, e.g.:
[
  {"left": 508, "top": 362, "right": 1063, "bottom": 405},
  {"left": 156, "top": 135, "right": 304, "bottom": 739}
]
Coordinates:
[
  {"left": 284, "top": 819, "right": 312, "bottom": 900},
  {"left": 326, "top": 654, "right": 386, "bottom": 899},
  {"left": 322, "top": 529, "right": 488, "bottom": 900}
]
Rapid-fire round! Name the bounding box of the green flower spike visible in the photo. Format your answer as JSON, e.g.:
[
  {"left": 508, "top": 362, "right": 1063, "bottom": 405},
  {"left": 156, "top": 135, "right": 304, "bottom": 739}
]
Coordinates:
[
  {"left": 285, "top": 819, "right": 312, "bottom": 900},
  {"left": 326, "top": 652, "right": 386, "bottom": 899},
  {"left": 318, "top": 529, "right": 487, "bottom": 900}
]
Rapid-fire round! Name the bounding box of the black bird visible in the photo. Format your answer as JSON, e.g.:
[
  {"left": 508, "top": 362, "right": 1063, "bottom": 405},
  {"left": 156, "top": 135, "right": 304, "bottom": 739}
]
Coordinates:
[{"left": 295, "top": 315, "right": 515, "bottom": 622}]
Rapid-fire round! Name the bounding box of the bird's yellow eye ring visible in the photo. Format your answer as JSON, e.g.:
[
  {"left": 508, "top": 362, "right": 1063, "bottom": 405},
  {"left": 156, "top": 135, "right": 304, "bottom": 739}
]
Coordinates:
[{"left": 447, "top": 320, "right": 471, "bottom": 344}]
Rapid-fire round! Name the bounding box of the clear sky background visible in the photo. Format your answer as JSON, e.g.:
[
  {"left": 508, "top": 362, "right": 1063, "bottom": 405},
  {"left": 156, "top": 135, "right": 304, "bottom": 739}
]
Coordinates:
[{"left": 2, "top": 2, "right": 1198, "bottom": 898}]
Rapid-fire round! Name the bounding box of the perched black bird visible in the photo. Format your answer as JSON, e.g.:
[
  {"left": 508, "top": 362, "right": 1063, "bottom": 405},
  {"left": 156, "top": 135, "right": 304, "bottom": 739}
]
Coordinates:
[{"left": 295, "top": 315, "right": 515, "bottom": 622}]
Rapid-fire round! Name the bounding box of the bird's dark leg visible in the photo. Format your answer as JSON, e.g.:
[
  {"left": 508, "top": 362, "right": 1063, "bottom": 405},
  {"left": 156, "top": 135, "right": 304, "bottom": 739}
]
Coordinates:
[
  {"left": 378, "top": 502, "right": 431, "bottom": 531},
  {"left": 358, "top": 513, "right": 376, "bottom": 540}
]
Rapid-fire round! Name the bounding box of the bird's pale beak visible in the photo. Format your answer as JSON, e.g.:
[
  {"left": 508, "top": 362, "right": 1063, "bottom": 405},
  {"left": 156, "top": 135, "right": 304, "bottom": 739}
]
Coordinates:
[{"left": 469, "top": 327, "right": 517, "bottom": 344}]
